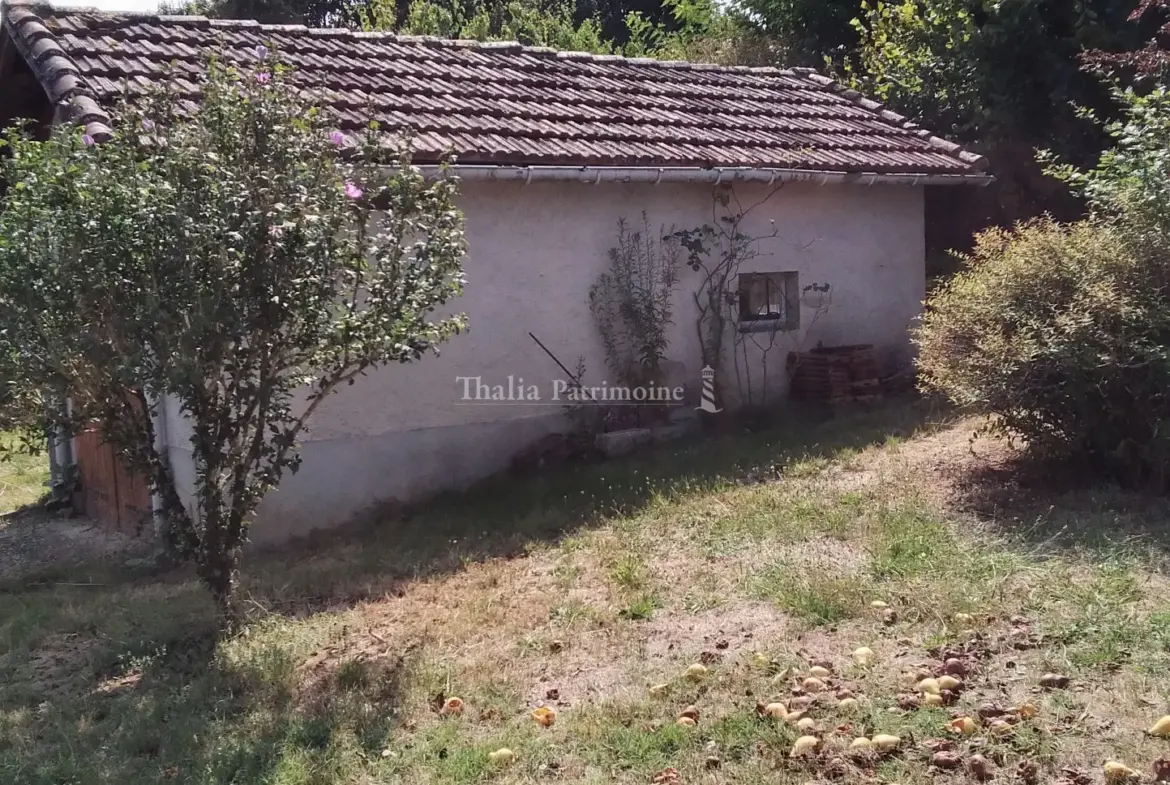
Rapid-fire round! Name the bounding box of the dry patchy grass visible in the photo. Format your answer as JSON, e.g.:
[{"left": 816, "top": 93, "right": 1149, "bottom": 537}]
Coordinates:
[{"left": 2, "top": 400, "right": 1170, "bottom": 784}]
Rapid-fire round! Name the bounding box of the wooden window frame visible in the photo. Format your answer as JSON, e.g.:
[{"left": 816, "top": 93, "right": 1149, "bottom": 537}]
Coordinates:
[{"left": 737, "top": 271, "right": 800, "bottom": 332}]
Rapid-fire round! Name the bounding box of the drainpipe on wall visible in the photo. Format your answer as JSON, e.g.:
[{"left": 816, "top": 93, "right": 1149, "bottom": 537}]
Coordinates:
[
  {"left": 46, "top": 397, "right": 74, "bottom": 508},
  {"left": 52, "top": 425, "right": 70, "bottom": 475},
  {"left": 145, "top": 391, "right": 168, "bottom": 540}
]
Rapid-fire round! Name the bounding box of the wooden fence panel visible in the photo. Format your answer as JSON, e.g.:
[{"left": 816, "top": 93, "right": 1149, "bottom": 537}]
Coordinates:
[{"left": 73, "top": 427, "right": 151, "bottom": 535}]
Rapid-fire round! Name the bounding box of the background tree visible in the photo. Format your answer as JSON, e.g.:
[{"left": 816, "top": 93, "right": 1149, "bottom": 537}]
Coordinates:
[
  {"left": 0, "top": 51, "right": 467, "bottom": 630},
  {"left": 846, "top": 0, "right": 1163, "bottom": 227},
  {"left": 732, "top": 0, "right": 864, "bottom": 67},
  {"left": 170, "top": 0, "right": 680, "bottom": 48}
]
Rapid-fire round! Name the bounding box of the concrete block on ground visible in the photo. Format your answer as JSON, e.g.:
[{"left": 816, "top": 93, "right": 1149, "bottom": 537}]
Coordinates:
[
  {"left": 651, "top": 420, "right": 698, "bottom": 443},
  {"left": 595, "top": 428, "right": 653, "bottom": 457}
]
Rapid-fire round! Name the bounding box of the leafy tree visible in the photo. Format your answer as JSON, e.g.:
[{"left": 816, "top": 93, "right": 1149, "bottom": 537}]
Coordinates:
[
  {"left": 618, "top": 0, "right": 776, "bottom": 64},
  {"left": 846, "top": 0, "right": 1159, "bottom": 224},
  {"left": 1047, "top": 84, "right": 1170, "bottom": 234},
  {"left": 0, "top": 52, "right": 467, "bottom": 629},
  {"left": 732, "top": 0, "right": 864, "bottom": 67},
  {"left": 174, "top": 0, "right": 667, "bottom": 49},
  {"left": 1082, "top": 0, "right": 1170, "bottom": 79},
  {"left": 169, "top": 0, "right": 356, "bottom": 26}
]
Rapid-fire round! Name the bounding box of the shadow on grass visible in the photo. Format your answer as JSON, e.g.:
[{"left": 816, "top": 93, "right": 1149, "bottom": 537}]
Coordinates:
[
  {"left": 0, "top": 397, "right": 949, "bottom": 650},
  {"left": 949, "top": 447, "right": 1170, "bottom": 569},
  {"left": 0, "top": 397, "right": 947, "bottom": 783},
  {"left": 243, "top": 395, "right": 948, "bottom": 616},
  {"left": 0, "top": 584, "right": 417, "bottom": 784}
]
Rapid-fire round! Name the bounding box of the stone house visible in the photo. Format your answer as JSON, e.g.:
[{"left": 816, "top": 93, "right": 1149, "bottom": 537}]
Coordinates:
[{"left": 0, "top": 0, "right": 989, "bottom": 541}]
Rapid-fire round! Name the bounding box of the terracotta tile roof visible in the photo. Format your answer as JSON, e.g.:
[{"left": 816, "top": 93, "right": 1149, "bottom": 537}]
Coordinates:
[{"left": 0, "top": 0, "right": 987, "bottom": 176}]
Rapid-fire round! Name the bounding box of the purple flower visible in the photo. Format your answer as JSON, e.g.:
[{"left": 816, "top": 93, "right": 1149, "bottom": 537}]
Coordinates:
[
  {"left": 255, "top": 72, "right": 271, "bottom": 85},
  {"left": 141, "top": 118, "right": 155, "bottom": 132},
  {"left": 268, "top": 224, "right": 285, "bottom": 238},
  {"left": 81, "top": 133, "right": 95, "bottom": 147},
  {"left": 344, "top": 181, "right": 363, "bottom": 200},
  {"left": 329, "top": 130, "right": 346, "bottom": 146},
  {"left": 254, "top": 44, "right": 269, "bottom": 60}
]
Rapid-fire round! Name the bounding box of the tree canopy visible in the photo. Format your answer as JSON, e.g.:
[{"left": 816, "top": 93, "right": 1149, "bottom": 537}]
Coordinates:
[{"left": 0, "top": 51, "right": 467, "bottom": 628}]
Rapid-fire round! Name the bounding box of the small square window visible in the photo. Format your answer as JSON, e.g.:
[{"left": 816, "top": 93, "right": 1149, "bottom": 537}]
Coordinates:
[{"left": 738, "top": 272, "right": 799, "bottom": 331}]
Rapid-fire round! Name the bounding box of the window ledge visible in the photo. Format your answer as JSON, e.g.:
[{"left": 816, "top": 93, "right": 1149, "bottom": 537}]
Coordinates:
[{"left": 738, "top": 321, "right": 798, "bottom": 334}]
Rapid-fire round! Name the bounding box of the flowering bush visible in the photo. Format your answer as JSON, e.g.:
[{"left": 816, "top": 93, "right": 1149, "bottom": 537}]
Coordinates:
[{"left": 0, "top": 49, "right": 467, "bottom": 627}]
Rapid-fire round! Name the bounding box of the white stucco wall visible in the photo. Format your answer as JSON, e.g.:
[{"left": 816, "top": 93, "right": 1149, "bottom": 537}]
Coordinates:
[{"left": 162, "top": 178, "right": 925, "bottom": 543}]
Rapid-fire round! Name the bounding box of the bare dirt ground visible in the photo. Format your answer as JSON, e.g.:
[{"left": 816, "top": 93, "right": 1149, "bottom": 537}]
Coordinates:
[{"left": 0, "top": 509, "right": 148, "bottom": 583}]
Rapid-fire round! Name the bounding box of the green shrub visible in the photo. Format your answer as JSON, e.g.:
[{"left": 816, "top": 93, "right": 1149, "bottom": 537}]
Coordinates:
[{"left": 916, "top": 217, "right": 1170, "bottom": 488}]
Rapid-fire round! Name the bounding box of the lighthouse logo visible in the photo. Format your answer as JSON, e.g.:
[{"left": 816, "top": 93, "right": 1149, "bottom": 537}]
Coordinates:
[{"left": 696, "top": 365, "right": 722, "bottom": 413}]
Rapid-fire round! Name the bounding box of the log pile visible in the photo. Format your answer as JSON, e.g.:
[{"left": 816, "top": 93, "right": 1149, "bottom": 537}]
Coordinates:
[{"left": 786, "top": 344, "right": 882, "bottom": 403}]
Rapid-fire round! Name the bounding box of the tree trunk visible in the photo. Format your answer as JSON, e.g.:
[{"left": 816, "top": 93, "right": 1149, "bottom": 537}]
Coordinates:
[
  {"left": 197, "top": 503, "right": 242, "bottom": 636},
  {"left": 206, "top": 561, "right": 241, "bottom": 635}
]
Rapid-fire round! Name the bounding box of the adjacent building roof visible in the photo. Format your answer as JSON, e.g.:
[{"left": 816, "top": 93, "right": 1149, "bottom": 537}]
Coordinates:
[{"left": 0, "top": 0, "right": 987, "bottom": 178}]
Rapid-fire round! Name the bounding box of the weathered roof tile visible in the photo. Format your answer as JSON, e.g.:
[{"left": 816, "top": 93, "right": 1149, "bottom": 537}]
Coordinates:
[{"left": 1, "top": 0, "right": 986, "bottom": 175}]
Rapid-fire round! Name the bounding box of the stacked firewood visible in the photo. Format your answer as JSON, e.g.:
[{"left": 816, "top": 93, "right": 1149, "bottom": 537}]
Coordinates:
[{"left": 786, "top": 344, "right": 882, "bottom": 403}]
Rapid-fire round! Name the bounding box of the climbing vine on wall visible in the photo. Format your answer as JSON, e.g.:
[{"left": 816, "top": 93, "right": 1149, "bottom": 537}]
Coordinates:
[
  {"left": 677, "top": 186, "right": 829, "bottom": 407},
  {"left": 589, "top": 214, "right": 682, "bottom": 388}
]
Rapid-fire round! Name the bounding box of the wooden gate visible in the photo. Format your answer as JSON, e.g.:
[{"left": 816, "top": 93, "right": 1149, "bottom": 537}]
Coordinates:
[{"left": 73, "top": 428, "right": 152, "bottom": 535}]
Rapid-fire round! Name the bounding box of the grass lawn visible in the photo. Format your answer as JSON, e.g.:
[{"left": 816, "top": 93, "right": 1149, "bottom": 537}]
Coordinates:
[
  {"left": 2, "top": 398, "right": 1169, "bottom": 784},
  {"left": 0, "top": 435, "right": 49, "bottom": 513}
]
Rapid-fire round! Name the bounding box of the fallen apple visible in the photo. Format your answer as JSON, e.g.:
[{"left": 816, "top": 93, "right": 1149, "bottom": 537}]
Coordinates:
[
  {"left": 947, "top": 716, "right": 977, "bottom": 736},
  {"left": 1105, "top": 761, "right": 1140, "bottom": 784},
  {"left": 989, "top": 719, "right": 1013, "bottom": 736},
  {"left": 489, "top": 748, "right": 517, "bottom": 765},
  {"left": 1039, "top": 673, "right": 1070, "bottom": 689},
  {"left": 763, "top": 702, "right": 788, "bottom": 719},
  {"left": 790, "top": 735, "right": 820, "bottom": 757},
  {"left": 803, "top": 677, "right": 826, "bottom": 693},
  {"left": 440, "top": 697, "right": 464, "bottom": 717},
  {"left": 917, "top": 678, "right": 941, "bottom": 695},
  {"left": 937, "top": 675, "right": 962, "bottom": 692},
  {"left": 967, "top": 754, "right": 994, "bottom": 781}
]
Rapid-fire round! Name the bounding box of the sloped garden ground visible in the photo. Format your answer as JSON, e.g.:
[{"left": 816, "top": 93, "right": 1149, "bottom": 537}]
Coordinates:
[{"left": 1, "top": 399, "right": 1169, "bottom": 784}]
